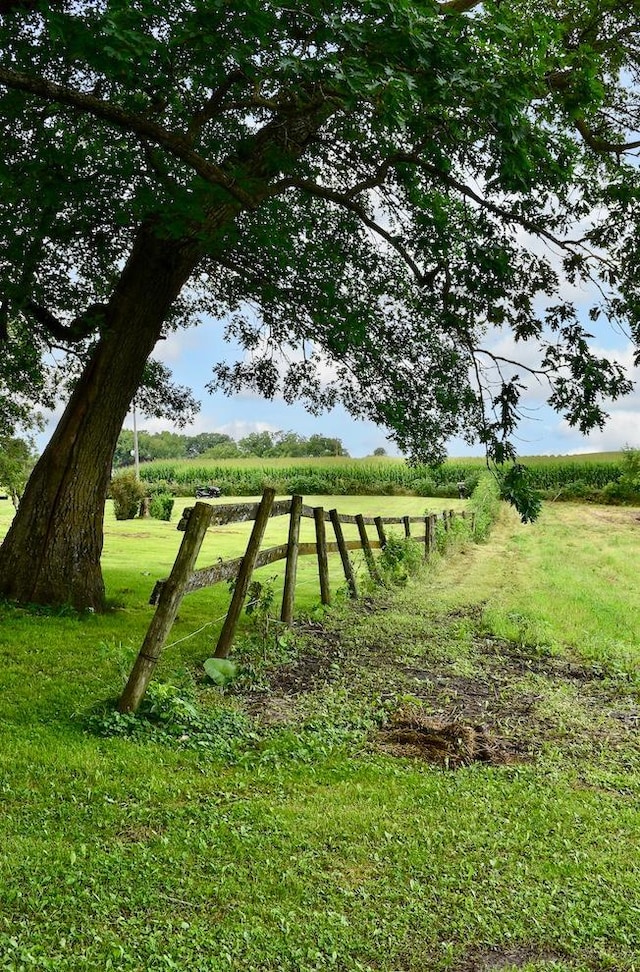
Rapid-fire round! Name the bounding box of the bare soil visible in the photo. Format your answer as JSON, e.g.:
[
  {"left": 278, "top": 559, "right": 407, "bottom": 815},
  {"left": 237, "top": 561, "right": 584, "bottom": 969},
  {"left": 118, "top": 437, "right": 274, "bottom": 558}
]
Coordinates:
[{"left": 237, "top": 598, "right": 639, "bottom": 770}]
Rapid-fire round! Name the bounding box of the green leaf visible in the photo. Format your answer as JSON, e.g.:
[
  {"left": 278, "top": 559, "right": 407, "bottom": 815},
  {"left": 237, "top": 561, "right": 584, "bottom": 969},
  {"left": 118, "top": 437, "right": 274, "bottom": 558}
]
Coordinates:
[{"left": 203, "top": 658, "right": 238, "bottom": 686}]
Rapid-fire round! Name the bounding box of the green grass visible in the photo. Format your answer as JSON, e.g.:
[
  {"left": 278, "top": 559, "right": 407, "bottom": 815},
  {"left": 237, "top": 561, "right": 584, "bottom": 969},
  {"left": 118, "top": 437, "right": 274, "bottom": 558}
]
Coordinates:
[{"left": 0, "top": 495, "right": 639, "bottom": 971}]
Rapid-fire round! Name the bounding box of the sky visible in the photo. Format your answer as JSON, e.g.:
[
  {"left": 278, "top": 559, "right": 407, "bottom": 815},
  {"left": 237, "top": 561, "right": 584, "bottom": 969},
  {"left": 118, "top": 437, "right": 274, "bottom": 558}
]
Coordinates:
[{"left": 122, "top": 310, "right": 640, "bottom": 460}]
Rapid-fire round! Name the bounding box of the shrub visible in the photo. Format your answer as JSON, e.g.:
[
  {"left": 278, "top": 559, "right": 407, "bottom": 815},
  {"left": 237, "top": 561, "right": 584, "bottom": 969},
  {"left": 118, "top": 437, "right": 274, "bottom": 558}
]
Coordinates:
[
  {"left": 379, "top": 533, "right": 423, "bottom": 585},
  {"left": 111, "top": 472, "right": 147, "bottom": 520},
  {"left": 618, "top": 446, "right": 640, "bottom": 501},
  {"left": 149, "top": 493, "right": 175, "bottom": 521},
  {"left": 431, "top": 483, "right": 461, "bottom": 498},
  {"left": 413, "top": 476, "right": 436, "bottom": 496}
]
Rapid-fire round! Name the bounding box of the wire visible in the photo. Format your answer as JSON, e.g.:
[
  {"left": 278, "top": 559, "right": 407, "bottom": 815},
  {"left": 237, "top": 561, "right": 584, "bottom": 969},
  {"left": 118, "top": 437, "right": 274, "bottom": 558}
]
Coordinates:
[{"left": 163, "top": 613, "right": 230, "bottom": 651}]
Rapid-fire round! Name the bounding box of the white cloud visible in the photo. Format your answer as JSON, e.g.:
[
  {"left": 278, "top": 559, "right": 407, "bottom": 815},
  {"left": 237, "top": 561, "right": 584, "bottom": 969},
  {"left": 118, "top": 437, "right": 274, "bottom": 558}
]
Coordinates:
[{"left": 217, "top": 419, "right": 280, "bottom": 440}]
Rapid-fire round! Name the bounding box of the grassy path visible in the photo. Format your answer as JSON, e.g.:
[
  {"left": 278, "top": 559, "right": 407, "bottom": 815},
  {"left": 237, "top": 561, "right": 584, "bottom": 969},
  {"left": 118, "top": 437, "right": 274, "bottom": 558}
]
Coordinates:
[{"left": 0, "top": 502, "right": 639, "bottom": 971}]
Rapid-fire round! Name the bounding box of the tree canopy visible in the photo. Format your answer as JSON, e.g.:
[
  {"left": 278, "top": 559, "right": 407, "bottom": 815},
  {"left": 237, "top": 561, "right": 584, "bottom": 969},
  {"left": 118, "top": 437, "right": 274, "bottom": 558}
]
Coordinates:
[
  {"left": 0, "top": 0, "right": 639, "bottom": 608},
  {"left": 1, "top": 0, "right": 638, "bottom": 457}
]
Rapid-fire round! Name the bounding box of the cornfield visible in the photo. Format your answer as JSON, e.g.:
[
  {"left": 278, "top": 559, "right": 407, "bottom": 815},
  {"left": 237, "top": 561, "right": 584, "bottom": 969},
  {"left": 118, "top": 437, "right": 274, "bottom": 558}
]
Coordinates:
[{"left": 132, "top": 454, "right": 625, "bottom": 499}]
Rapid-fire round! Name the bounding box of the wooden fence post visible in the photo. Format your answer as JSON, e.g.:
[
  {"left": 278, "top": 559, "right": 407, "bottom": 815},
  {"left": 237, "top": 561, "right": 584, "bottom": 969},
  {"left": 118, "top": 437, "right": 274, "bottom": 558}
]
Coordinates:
[
  {"left": 428, "top": 513, "right": 438, "bottom": 554},
  {"left": 281, "top": 493, "right": 302, "bottom": 624},
  {"left": 214, "top": 488, "right": 276, "bottom": 658},
  {"left": 314, "top": 507, "right": 331, "bottom": 605},
  {"left": 118, "top": 502, "right": 214, "bottom": 713},
  {"left": 356, "top": 513, "right": 382, "bottom": 583},
  {"left": 403, "top": 515, "right": 411, "bottom": 538},
  {"left": 423, "top": 516, "right": 430, "bottom": 559},
  {"left": 374, "top": 516, "right": 387, "bottom": 549},
  {"left": 442, "top": 510, "right": 449, "bottom": 532},
  {"left": 330, "top": 509, "right": 358, "bottom": 599}
]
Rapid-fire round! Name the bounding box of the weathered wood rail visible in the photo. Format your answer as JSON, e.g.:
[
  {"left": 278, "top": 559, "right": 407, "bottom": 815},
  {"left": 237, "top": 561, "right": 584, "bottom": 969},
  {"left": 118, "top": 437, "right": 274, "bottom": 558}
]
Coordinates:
[{"left": 119, "top": 490, "right": 473, "bottom": 712}]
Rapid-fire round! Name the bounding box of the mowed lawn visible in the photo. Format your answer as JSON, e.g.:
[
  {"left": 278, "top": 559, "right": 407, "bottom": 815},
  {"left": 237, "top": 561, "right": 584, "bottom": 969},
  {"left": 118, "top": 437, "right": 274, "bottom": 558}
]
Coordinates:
[{"left": 0, "top": 496, "right": 638, "bottom": 971}]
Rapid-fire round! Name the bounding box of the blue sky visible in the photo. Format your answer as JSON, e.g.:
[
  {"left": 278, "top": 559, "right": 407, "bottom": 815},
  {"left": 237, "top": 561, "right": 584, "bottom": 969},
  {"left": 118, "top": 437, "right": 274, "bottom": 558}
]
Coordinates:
[{"left": 130, "top": 313, "right": 640, "bottom": 459}]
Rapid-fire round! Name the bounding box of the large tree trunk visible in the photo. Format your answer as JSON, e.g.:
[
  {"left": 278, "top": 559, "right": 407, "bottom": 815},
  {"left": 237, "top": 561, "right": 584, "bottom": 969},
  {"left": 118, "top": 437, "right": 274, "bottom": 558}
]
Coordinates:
[
  {"left": 0, "top": 228, "right": 202, "bottom": 610},
  {"left": 0, "top": 105, "right": 331, "bottom": 610}
]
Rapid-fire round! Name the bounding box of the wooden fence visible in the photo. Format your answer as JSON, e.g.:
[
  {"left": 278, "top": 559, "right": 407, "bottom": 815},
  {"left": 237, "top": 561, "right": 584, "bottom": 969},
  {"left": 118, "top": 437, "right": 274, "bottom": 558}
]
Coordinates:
[{"left": 118, "top": 488, "right": 473, "bottom": 713}]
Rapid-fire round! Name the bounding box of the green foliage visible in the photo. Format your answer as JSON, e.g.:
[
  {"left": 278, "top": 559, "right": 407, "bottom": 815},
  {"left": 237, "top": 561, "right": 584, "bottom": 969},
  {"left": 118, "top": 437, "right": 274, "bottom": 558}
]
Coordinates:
[
  {"left": 89, "top": 680, "right": 253, "bottom": 757},
  {"left": 114, "top": 429, "right": 351, "bottom": 469},
  {"left": 148, "top": 492, "right": 174, "bottom": 521},
  {"left": 109, "top": 472, "right": 146, "bottom": 520},
  {"left": 615, "top": 446, "right": 640, "bottom": 502},
  {"left": 1, "top": 0, "right": 638, "bottom": 463},
  {"left": 203, "top": 657, "right": 238, "bottom": 687},
  {"left": 378, "top": 533, "right": 423, "bottom": 586},
  {"left": 0, "top": 434, "right": 36, "bottom": 506},
  {"left": 499, "top": 464, "right": 542, "bottom": 524},
  {"left": 242, "top": 576, "right": 281, "bottom": 648},
  {"left": 137, "top": 454, "right": 629, "bottom": 508}
]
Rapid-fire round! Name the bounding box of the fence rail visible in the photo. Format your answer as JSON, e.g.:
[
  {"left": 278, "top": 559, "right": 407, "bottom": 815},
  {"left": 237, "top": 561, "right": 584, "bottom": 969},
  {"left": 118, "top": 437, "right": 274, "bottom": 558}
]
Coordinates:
[
  {"left": 179, "top": 498, "right": 436, "bottom": 529},
  {"left": 119, "top": 489, "right": 473, "bottom": 713}
]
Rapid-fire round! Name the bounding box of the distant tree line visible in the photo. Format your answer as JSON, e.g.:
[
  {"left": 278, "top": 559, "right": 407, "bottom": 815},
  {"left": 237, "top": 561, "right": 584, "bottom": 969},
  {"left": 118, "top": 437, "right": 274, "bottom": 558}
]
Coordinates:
[{"left": 113, "top": 429, "right": 349, "bottom": 468}]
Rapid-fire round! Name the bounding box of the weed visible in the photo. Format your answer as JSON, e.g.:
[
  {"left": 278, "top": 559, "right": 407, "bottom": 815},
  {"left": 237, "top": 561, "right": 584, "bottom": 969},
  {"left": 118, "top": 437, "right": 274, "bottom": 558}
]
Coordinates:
[
  {"left": 86, "top": 679, "right": 256, "bottom": 757},
  {"left": 378, "top": 533, "right": 423, "bottom": 585}
]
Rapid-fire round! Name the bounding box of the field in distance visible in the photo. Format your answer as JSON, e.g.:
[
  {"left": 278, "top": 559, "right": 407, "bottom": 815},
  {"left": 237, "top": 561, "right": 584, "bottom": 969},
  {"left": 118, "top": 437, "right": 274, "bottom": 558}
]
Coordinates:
[{"left": 132, "top": 450, "right": 631, "bottom": 499}]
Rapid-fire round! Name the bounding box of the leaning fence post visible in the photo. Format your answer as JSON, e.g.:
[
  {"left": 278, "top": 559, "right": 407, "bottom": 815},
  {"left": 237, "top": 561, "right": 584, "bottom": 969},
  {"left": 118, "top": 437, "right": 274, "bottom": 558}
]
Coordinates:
[
  {"left": 356, "top": 513, "right": 382, "bottom": 583},
  {"left": 314, "top": 507, "right": 331, "bottom": 605},
  {"left": 330, "top": 509, "right": 358, "bottom": 599},
  {"left": 281, "top": 493, "right": 302, "bottom": 624},
  {"left": 214, "top": 488, "right": 276, "bottom": 658},
  {"left": 374, "top": 516, "right": 387, "bottom": 549},
  {"left": 118, "top": 501, "right": 214, "bottom": 713},
  {"left": 428, "top": 514, "right": 438, "bottom": 554}
]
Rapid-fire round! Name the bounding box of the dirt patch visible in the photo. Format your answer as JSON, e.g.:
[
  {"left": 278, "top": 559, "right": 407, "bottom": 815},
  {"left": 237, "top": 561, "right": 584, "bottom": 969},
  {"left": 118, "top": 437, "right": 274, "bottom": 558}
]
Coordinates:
[
  {"left": 454, "top": 945, "right": 568, "bottom": 970},
  {"left": 377, "top": 710, "right": 514, "bottom": 768},
  {"left": 588, "top": 507, "right": 640, "bottom": 527},
  {"left": 234, "top": 599, "right": 639, "bottom": 767},
  {"left": 238, "top": 620, "right": 346, "bottom": 722},
  {"left": 104, "top": 530, "right": 155, "bottom": 539}
]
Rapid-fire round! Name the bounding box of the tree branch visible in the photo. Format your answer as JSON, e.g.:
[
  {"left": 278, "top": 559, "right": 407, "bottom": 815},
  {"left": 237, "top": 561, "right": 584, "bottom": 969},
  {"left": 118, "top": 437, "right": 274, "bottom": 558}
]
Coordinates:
[
  {"left": 0, "top": 66, "right": 257, "bottom": 207},
  {"left": 474, "top": 348, "right": 551, "bottom": 380},
  {"left": 185, "top": 70, "right": 246, "bottom": 140},
  {"left": 271, "top": 177, "right": 433, "bottom": 285},
  {"left": 573, "top": 116, "right": 640, "bottom": 154},
  {"left": 438, "top": 0, "right": 483, "bottom": 12},
  {"left": 23, "top": 300, "right": 106, "bottom": 344}
]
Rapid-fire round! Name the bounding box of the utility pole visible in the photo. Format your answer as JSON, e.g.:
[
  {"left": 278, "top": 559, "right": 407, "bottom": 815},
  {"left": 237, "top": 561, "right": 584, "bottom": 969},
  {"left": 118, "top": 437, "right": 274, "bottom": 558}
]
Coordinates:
[{"left": 132, "top": 399, "right": 140, "bottom": 480}]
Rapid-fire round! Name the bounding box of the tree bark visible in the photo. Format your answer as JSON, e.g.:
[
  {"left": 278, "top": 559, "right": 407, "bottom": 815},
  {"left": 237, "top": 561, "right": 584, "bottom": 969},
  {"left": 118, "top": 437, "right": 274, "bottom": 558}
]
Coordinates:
[{"left": 0, "top": 227, "right": 203, "bottom": 610}]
